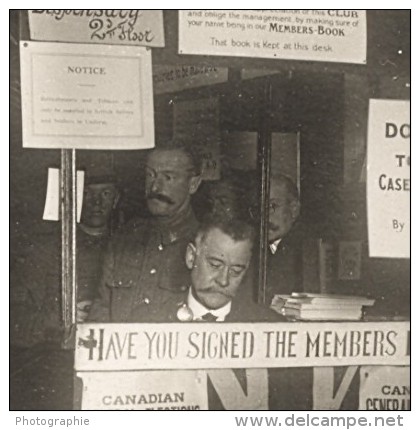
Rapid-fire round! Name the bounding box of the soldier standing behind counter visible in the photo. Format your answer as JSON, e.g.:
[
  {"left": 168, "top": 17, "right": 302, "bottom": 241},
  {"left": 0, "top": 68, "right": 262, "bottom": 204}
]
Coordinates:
[
  {"left": 11, "top": 172, "right": 120, "bottom": 345},
  {"left": 88, "top": 142, "right": 202, "bottom": 322}
]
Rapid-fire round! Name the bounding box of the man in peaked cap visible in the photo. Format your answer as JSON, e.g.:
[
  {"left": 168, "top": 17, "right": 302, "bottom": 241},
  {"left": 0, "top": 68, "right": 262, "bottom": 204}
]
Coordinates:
[
  {"left": 11, "top": 170, "right": 120, "bottom": 346},
  {"left": 75, "top": 172, "right": 120, "bottom": 322}
]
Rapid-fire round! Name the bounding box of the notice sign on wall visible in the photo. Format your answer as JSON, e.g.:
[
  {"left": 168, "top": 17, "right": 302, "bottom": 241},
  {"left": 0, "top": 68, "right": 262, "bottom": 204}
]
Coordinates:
[
  {"left": 359, "top": 366, "right": 410, "bottom": 410},
  {"left": 28, "top": 10, "right": 165, "bottom": 47},
  {"left": 367, "top": 99, "right": 410, "bottom": 258},
  {"left": 20, "top": 41, "right": 154, "bottom": 149},
  {"left": 179, "top": 10, "right": 366, "bottom": 64}
]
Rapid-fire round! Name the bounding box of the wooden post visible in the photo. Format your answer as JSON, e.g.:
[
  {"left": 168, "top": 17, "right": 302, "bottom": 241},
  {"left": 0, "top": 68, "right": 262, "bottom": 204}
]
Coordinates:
[
  {"left": 257, "top": 79, "right": 273, "bottom": 305},
  {"left": 61, "top": 148, "right": 77, "bottom": 348}
]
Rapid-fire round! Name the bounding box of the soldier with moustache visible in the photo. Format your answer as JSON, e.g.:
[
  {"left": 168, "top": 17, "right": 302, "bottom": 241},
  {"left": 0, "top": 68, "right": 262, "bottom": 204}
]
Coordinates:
[{"left": 88, "top": 141, "right": 202, "bottom": 322}]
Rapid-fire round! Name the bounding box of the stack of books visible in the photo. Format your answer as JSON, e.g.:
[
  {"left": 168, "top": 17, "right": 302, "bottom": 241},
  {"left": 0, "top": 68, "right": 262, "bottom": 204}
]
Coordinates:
[{"left": 271, "top": 292, "right": 375, "bottom": 321}]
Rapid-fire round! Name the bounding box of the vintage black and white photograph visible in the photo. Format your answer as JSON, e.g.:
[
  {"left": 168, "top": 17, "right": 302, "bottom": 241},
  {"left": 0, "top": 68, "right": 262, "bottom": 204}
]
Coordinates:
[{"left": 9, "top": 9, "right": 410, "bottom": 413}]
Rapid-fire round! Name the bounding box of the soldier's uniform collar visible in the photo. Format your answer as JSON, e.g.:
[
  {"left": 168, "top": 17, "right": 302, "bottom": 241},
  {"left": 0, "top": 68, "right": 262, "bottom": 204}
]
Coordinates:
[{"left": 152, "top": 206, "right": 198, "bottom": 245}]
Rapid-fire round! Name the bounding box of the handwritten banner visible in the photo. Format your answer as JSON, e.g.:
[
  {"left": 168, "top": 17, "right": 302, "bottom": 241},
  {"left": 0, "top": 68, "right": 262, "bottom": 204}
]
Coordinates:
[
  {"left": 153, "top": 65, "right": 228, "bottom": 94},
  {"left": 20, "top": 41, "right": 154, "bottom": 149},
  {"left": 75, "top": 322, "right": 410, "bottom": 371},
  {"left": 367, "top": 99, "right": 410, "bottom": 258},
  {"left": 28, "top": 10, "right": 164, "bottom": 47},
  {"left": 179, "top": 10, "right": 366, "bottom": 64}
]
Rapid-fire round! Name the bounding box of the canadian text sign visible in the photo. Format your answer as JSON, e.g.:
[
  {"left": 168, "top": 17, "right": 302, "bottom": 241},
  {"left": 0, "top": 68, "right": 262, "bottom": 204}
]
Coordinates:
[
  {"left": 179, "top": 10, "right": 366, "bottom": 64},
  {"left": 76, "top": 369, "right": 269, "bottom": 410},
  {"left": 359, "top": 366, "right": 410, "bottom": 410},
  {"left": 20, "top": 42, "right": 154, "bottom": 149},
  {"left": 367, "top": 99, "right": 410, "bottom": 258},
  {"left": 75, "top": 322, "right": 410, "bottom": 371},
  {"left": 77, "top": 370, "right": 208, "bottom": 410},
  {"left": 28, "top": 10, "right": 165, "bottom": 47}
]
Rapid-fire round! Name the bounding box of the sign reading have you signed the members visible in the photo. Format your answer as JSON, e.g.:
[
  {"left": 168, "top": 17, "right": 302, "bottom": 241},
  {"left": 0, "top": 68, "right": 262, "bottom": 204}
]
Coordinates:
[
  {"left": 75, "top": 322, "right": 409, "bottom": 371},
  {"left": 179, "top": 10, "right": 366, "bottom": 64},
  {"left": 367, "top": 99, "right": 410, "bottom": 258},
  {"left": 20, "top": 41, "right": 154, "bottom": 149},
  {"left": 28, "top": 10, "right": 165, "bottom": 47}
]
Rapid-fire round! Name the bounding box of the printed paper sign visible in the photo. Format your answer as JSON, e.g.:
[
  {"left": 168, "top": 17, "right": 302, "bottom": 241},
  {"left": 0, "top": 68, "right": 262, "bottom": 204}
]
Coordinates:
[
  {"left": 367, "top": 99, "right": 410, "bottom": 258},
  {"left": 43, "top": 168, "right": 84, "bottom": 222},
  {"left": 179, "top": 10, "right": 366, "bottom": 64},
  {"left": 20, "top": 41, "right": 154, "bottom": 150},
  {"left": 359, "top": 366, "right": 410, "bottom": 410},
  {"left": 75, "top": 322, "right": 410, "bottom": 371},
  {"left": 174, "top": 97, "right": 221, "bottom": 180},
  {"left": 28, "top": 10, "right": 165, "bottom": 47},
  {"left": 153, "top": 65, "right": 228, "bottom": 94},
  {"left": 77, "top": 370, "right": 208, "bottom": 410}
]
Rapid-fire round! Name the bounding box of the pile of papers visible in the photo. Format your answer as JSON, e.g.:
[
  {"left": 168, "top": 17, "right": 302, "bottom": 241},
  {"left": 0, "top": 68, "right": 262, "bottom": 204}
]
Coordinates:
[{"left": 271, "top": 292, "right": 375, "bottom": 321}]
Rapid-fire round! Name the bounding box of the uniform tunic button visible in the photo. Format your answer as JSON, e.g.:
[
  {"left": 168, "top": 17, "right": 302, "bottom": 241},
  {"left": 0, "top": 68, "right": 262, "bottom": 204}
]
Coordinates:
[
  {"left": 150, "top": 268, "right": 157, "bottom": 274},
  {"left": 158, "top": 244, "right": 163, "bottom": 251}
]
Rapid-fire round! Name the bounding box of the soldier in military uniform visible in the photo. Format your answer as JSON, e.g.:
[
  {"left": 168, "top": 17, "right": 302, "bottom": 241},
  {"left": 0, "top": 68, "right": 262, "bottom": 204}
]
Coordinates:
[
  {"left": 11, "top": 172, "right": 120, "bottom": 345},
  {"left": 88, "top": 142, "right": 202, "bottom": 322}
]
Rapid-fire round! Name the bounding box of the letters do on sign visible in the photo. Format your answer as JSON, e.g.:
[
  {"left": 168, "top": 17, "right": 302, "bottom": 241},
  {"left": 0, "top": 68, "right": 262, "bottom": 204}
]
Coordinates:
[
  {"left": 28, "top": 10, "right": 165, "bottom": 47},
  {"left": 367, "top": 99, "right": 410, "bottom": 258}
]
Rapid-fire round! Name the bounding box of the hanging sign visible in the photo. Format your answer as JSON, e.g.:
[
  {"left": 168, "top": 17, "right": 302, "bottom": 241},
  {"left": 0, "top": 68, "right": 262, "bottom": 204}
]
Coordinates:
[
  {"left": 174, "top": 97, "right": 221, "bottom": 180},
  {"left": 28, "top": 10, "right": 165, "bottom": 47},
  {"left": 359, "top": 366, "right": 410, "bottom": 410},
  {"left": 20, "top": 41, "right": 154, "bottom": 150},
  {"left": 367, "top": 99, "right": 410, "bottom": 258},
  {"left": 179, "top": 10, "right": 366, "bottom": 64},
  {"left": 75, "top": 322, "right": 410, "bottom": 371},
  {"left": 153, "top": 65, "right": 228, "bottom": 94}
]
